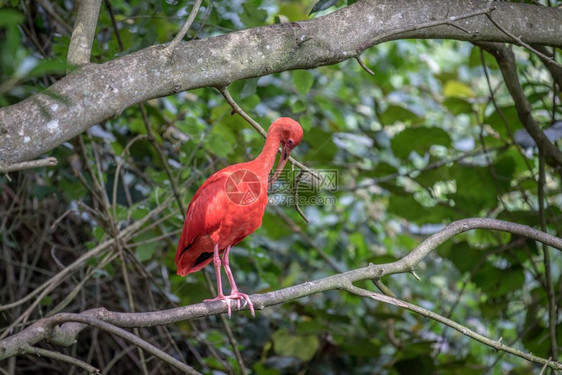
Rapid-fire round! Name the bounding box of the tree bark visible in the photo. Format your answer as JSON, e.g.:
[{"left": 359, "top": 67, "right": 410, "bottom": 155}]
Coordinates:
[{"left": 0, "top": 0, "right": 560, "bottom": 165}]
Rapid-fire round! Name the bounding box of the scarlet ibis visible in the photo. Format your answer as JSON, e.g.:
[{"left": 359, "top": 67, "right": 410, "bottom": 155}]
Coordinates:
[{"left": 175, "top": 117, "right": 303, "bottom": 317}]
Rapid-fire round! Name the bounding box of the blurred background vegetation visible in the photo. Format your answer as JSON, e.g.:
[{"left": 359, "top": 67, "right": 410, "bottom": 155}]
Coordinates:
[{"left": 0, "top": 0, "right": 561, "bottom": 374}]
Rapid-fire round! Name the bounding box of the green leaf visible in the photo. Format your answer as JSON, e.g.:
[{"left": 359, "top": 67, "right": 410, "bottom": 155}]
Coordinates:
[
  {"left": 391, "top": 127, "right": 451, "bottom": 159},
  {"left": 469, "top": 46, "right": 499, "bottom": 69},
  {"left": 473, "top": 264, "right": 525, "bottom": 297},
  {"left": 272, "top": 329, "right": 319, "bottom": 361},
  {"left": 414, "top": 165, "right": 450, "bottom": 187},
  {"left": 363, "top": 162, "right": 398, "bottom": 178},
  {"left": 443, "top": 97, "right": 472, "bottom": 115},
  {"left": 337, "top": 337, "right": 380, "bottom": 357},
  {"left": 135, "top": 242, "right": 158, "bottom": 262},
  {"left": 304, "top": 127, "right": 337, "bottom": 161},
  {"left": 0, "top": 8, "right": 24, "bottom": 27},
  {"left": 252, "top": 363, "right": 279, "bottom": 375},
  {"left": 309, "top": 0, "right": 338, "bottom": 15},
  {"left": 240, "top": 1, "right": 268, "bottom": 28},
  {"left": 443, "top": 80, "right": 475, "bottom": 99},
  {"left": 387, "top": 195, "right": 427, "bottom": 222},
  {"left": 291, "top": 99, "right": 307, "bottom": 113},
  {"left": 379, "top": 105, "right": 420, "bottom": 126},
  {"left": 293, "top": 70, "right": 314, "bottom": 96},
  {"left": 447, "top": 163, "right": 503, "bottom": 213},
  {"left": 394, "top": 355, "right": 435, "bottom": 375},
  {"left": 28, "top": 59, "right": 67, "bottom": 78},
  {"left": 440, "top": 241, "right": 482, "bottom": 273}
]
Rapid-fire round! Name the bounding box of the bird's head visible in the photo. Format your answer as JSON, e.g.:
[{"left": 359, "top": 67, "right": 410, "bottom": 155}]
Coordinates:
[{"left": 269, "top": 117, "right": 303, "bottom": 185}]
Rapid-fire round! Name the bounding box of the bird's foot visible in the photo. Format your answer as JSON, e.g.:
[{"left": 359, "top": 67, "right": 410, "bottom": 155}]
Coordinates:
[
  {"left": 205, "top": 292, "right": 255, "bottom": 318},
  {"left": 228, "top": 291, "right": 255, "bottom": 318}
]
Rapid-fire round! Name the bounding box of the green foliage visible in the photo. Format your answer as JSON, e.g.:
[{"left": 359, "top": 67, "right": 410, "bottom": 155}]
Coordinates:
[
  {"left": 391, "top": 127, "right": 451, "bottom": 159},
  {"left": 272, "top": 328, "right": 319, "bottom": 361},
  {"left": 292, "top": 70, "right": 314, "bottom": 96},
  {"left": 240, "top": 0, "right": 268, "bottom": 28}
]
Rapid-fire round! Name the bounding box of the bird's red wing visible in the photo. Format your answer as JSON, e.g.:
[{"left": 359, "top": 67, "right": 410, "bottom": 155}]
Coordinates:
[{"left": 175, "top": 171, "right": 231, "bottom": 275}]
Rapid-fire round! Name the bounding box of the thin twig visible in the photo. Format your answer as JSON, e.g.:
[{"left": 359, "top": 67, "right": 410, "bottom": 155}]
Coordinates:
[
  {"left": 103, "top": 2, "right": 185, "bottom": 221},
  {"left": 358, "top": 5, "right": 494, "bottom": 52},
  {"left": 112, "top": 134, "right": 148, "bottom": 221},
  {"left": 162, "top": 0, "right": 203, "bottom": 57},
  {"left": 538, "top": 151, "right": 558, "bottom": 360},
  {"left": 292, "top": 169, "right": 309, "bottom": 223},
  {"left": 139, "top": 104, "right": 186, "bottom": 218},
  {"left": 218, "top": 315, "right": 247, "bottom": 375},
  {"left": 486, "top": 9, "right": 562, "bottom": 69},
  {"left": 53, "top": 314, "right": 201, "bottom": 374},
  {"left": 103, "top": 0, "right": 124, "bottom": 51},
  {"left": 354, "top": 56, "right": 374, "bottom": 75},
  {"left": 22, "top": 344, "right": 100, "bottom": 374},
  {"left": 36, "top": 0, "right": 73, "bottom": 34},
  {"left": 0, "top": 157, "right": 58, "bottom": 174}
]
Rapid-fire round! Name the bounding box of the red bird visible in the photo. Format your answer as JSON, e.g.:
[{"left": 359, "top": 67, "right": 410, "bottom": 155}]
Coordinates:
[{"left": 175, "top": 118, "right": 303, "bottom": 316}]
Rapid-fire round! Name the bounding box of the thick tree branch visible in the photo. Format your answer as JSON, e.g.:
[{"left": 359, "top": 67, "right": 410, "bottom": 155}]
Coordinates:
[
  {"left": 1, "top": 218, "right": 561, "bottom": 370},
  {"left": 478, "top": 42, "right": 562, "bottom": 167},
  {"left": 1, "top": 0, "right": 561, "bottom": 165},
  {"left": 67, "top": 0, "right": 102, "bottom": 67}
]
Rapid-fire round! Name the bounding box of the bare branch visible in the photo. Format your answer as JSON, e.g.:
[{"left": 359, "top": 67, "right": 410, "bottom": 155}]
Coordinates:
[
  {"left": 50, "top": 314, "right": 201, "bottom": 374},
  {"left": 67, "top": 0, "right": 102, "bottom": 66},
  {"left": 478, "top": 42, "right": 562, "bottom": 167},
  {"left": 486, "top": 9, "right": 562, "bottom": 69},
  {"left": 354, "top": 56, "right": 374, "bottom": 75},
  {"left": 36, "top": 0, "right": 73, "bottom": 34},
  {"left": 22, "top": 345, "right": 100, "bottom": 374},
  {"left": 538, "top": 152, "right": 559, "bottom": 359},
  {"left": 358, "top": 3, "right": 494, "bottom": 51},
  {"left": 0, "top": 157, "right": 57, "bottom": 174},
  {"left": 532, "top": 45, "right": 562, "bottom": 89},
  {"left": 163, "top": 0, "right": 203, "bottom": 57}
]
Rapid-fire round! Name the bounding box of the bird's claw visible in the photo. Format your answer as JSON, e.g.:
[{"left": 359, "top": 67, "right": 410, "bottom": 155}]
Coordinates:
[
  {"left": 205, "top": 292, "right": 255, "bottom": 318},
  {"left": 229, "top": 291, "right": 255, "bottom": 318}
]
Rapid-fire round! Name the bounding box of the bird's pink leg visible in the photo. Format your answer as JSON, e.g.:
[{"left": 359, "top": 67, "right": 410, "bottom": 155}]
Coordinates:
[
  {"left": 204, "top": 243, "right": 232, "bottom": 317},
  {"left": 222, "top": 246, "right": 255, "bottom": 317}
]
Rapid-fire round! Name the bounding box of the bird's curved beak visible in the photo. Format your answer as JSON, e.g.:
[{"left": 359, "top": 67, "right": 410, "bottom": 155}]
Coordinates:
[{"left": 269, "top": 143, "right": 292, "bottom": 188}]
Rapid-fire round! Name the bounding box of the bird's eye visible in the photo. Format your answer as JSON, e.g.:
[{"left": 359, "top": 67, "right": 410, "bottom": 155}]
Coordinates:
[{"left": 288, "top": 139, "right": 294, "bottom": 145}]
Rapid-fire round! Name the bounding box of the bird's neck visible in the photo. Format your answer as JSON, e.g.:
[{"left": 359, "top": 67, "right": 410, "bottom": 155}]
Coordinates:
[{"left": 253, "top": 132, "right": 281, "bottom": 175}]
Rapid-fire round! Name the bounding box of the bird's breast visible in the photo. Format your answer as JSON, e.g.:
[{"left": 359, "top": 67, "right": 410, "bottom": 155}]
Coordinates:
[{"left": 214, "top": 180, "right": 268, "bottom": 248}]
